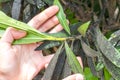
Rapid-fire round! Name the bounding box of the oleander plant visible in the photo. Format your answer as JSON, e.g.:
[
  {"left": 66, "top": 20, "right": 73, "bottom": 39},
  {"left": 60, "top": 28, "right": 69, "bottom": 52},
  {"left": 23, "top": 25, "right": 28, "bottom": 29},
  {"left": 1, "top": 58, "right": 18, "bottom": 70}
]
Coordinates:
[{"left": 0, "top": 0, "right": 120, "bottom": 80}]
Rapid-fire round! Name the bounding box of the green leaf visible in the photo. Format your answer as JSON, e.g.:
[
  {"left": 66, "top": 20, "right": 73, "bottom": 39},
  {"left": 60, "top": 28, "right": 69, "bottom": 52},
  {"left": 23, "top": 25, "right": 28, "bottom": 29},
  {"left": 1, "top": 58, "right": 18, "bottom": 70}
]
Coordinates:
[
  {"left": 65, "top": 41, "right": 83, "bottom": 74},
  {"left": 81, "top": 39, "right": 99, "bottom": 57},
  {"left": 84, "top": 67, "right": 98, "bottom": 80},
  {"left": 104, "top": 68, "right": 112, "bottom": 80},
  {"left": 0, "top": 11, "right": 66, "bottom": 44},
  {"left": 13, "top": 32, "right": 54, "bottom": 44},
  {"left": 95, "top": 27, "right": 120, "bottom": 68},
  {"left": 78, "top": 21, "right": 90, "bottom": 37},
  {"left": 0, "top": 28, "right": 64, "bottom": 44},
  {"left": 54, "top": 0, "right": 71, "bottom": 35},
  {"left": 0, "top": 11, "right": 47, "bottom": 37},
  {"left": 0, "top": 22, "right": 81, "bottom": 40}
]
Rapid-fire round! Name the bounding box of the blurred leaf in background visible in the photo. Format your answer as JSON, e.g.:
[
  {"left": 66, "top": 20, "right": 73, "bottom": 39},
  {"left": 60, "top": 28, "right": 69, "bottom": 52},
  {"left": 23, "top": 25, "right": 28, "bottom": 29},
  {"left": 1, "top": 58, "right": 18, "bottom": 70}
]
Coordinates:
[
  {"left": 104, "top": 68, "right": 112, "bottom": 80},
  {"left": 0, "top": 0, "right": 11, "bottom": 3},
  {"left": 84, "top": 67, "right": 98, "bottom": 80}
]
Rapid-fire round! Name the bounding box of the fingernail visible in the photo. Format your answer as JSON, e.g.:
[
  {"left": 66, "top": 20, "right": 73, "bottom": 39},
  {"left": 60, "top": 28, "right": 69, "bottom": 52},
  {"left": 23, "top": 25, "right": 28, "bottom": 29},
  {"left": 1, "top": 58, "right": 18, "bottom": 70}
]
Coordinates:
[{"left": 76, "top": 74, "right": 84, "bottom": 80}]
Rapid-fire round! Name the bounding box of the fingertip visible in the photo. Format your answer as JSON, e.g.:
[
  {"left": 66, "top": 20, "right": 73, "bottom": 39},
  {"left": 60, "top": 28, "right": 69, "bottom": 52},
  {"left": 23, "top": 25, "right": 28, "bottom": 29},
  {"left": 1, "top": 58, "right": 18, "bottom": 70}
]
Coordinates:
[
  {"left": 28, "top": 5, "right": 59, "bottom": 29},
  {"left": 52, "top": 5, "right": 59, "bottom": 11},
  {"left": 76, "top": 74, "right": 84, "bottom": 80}
]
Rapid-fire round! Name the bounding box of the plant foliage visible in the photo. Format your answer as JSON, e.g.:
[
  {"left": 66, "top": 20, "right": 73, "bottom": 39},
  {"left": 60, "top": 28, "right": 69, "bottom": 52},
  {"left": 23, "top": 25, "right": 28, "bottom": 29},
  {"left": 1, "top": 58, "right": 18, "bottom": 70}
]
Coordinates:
[{"left": 0, "top": 0, "right": 120, "bottom": 80}]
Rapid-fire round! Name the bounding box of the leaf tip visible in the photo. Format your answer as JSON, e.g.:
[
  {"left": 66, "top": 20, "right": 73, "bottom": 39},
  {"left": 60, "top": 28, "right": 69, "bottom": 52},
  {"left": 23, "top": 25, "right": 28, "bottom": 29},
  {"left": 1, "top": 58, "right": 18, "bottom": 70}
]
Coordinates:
[{"left": 78, "top": 21, "right": 91, "bottom": 37}]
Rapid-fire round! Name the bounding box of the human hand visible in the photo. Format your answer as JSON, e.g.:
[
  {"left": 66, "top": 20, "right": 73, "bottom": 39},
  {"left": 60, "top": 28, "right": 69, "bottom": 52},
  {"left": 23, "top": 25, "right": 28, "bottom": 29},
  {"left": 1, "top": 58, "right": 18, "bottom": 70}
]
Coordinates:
[
  {"left": 0, "top": 5, "right": 84, "bottom": 80},
  {"left": 0, "top": 5, "right": 63, "bottom": 80}
]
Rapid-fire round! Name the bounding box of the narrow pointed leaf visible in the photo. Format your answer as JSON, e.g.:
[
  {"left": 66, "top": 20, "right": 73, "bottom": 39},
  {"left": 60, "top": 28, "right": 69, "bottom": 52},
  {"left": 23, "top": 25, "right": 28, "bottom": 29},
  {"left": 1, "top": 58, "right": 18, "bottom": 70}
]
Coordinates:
[
  {"left": 0, "top": 11, "right": 50, "bottom": 37},
  {"left": 81, "top": 39, "right": 99, "bottom": 57},
  {"left": 78, "top": 21, "right": 90, "bottom": 37},
  {"left": 13, "top": 32, "right": 53, "bottom": 44},
  {"left": 42, "top": 44, "right": 66, "bottom": 80},
  {"left": 54, "top": 0, "right": 71, "bottom": 35},
  {"left": 0, "top": 28, "right": 64, "bottom": 44},
  {"left": 65, "top": 41, "right": 83, "bottom": 74},
  {"left": 0, "top": 22, "right": 81, "bottom": 41},
  {"left": 0, "top": 11, "right": 66, "bottom": 44},
  {"left": 95, "top": 27, "right": 120, "bottom": 68},
  {"left": 59, "top": 59, "right": 71, "bottom": 79},
  {"left": 0, "top": 28, "right": 65, "bottom": 44},
  {"left": 86, "top": 56, "right": 98, "bottom": 77}
]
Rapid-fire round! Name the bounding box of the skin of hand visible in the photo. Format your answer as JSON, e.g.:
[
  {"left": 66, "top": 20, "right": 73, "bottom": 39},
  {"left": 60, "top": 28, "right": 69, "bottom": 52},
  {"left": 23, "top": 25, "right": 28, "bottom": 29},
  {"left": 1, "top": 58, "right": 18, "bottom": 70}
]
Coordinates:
[{"left": 0, "top": 6, "right": 83, "bottom": 80}]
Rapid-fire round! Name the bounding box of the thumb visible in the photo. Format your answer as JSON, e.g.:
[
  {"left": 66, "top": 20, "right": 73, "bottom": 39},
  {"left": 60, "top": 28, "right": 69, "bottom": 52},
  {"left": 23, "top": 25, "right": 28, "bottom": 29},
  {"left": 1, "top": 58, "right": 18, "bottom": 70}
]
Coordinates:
[{"left": 1, "top": 27, "right": 26, "bottom": 44}]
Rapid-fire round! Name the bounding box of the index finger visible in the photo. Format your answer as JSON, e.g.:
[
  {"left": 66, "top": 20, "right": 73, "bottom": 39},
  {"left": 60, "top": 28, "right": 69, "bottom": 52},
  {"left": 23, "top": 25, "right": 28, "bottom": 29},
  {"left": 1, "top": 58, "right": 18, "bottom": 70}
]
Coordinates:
[{"left": 28, "top": 5, "right": 59, "bottom": 29}]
